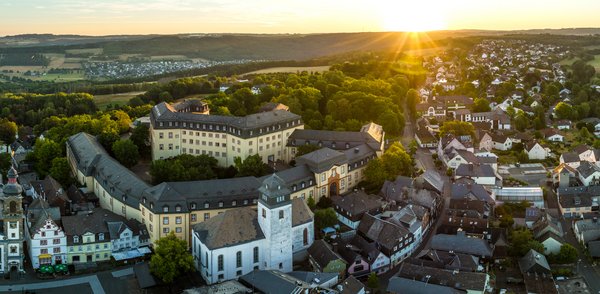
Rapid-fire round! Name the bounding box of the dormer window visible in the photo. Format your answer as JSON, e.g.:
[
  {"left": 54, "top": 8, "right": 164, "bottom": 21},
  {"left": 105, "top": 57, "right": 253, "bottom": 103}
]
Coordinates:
[
  {"left": 219, "top": 201, "right": 223, "bottom": 208},
  {"left": 292, "top": 185, "right": 297, "bottom": 192},
  {"left": 190, "top": 203, "right": 196, "bottom": 209},
  {"left": 163, "top": 206, "right": 169, "bottom": 213},
  {"left": 175, "top": 205, "right": 181, "bottom": 212},
  {"left": 150, "top": 202, "right": 154, "bottom": 209},
  {"left": 204, "top": 202, "right": 210, "bottom": 209},
  {"left": 73, "top": 236, "right": 79, "bottom": 243},
  {"left": 232, "top": 200, "right": 237, "bottom": 206},
  {"left": 142, "top": 198, "right": 146, "bottom": 204},
  {"left": 99, "top": 233, "right": 104, "bottom": 241},
  {"left": 345, "top": 143, "right": 350, "bottom": 149}
]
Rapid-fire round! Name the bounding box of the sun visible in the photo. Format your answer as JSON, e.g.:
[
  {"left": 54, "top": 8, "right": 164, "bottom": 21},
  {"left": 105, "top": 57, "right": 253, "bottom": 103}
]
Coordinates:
[{"left": 378, "top": 1, "right": 447, "bottom": 32}]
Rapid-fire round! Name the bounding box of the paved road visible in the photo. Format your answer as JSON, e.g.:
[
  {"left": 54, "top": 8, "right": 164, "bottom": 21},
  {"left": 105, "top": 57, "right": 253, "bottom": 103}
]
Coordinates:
[{"left": 0, "top": 275, "right": 105, "bottom": 294}]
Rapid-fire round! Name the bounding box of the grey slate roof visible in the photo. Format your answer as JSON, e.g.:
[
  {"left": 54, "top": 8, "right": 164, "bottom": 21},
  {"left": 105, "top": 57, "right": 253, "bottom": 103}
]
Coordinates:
[
  {"left": 574, "top": 219, "right": 600, "bottom": 244},
  {"left": 576, "top": 161, "right": 600, "bottom": 179},
  {"left": 296, "top": 147, "right": 346, "bottom": 173},
  {"left": 67, "top": 132, "right": 106, "bottom": 176},
  {"left": 142, "top": 177, "right": 261, "bottom": 214},
  {"left": 519, "top": 249, "right": 551, "bottom": 274},
  {"left": 27, "top": 198, "right": 62, "bottom": 236},
  {"left": 287, "top": 271, "right": 338, "bottom": 285},
  {"left": 339, "top": 276, "right": 365, "bottom": 294},
  {"left": 387, "top": 277, "right": 465, "bottom": 294},
  {"left": 397, "top": 262, "right": 488, "bottom": 292},
  {"left": 332, "top": 191, "right": 384, "bottom": 222},
  {"left": 588, "top": 240, "right": 600, "bottom": 257},
  {"left": 451, "top": 183, "right": 494, "bottom": 203},
  {"left": 455, "top": 163, "right": 496, "bottom": 178},
  {"left": 430, "top": 232, "right": 493, "bottom": 258},
  {"left": 561, "top": 152, "right": 579, "bottom": 163},
  {"left": 192, "top": 206, "right": 264, "bottom": 250},
  {"left": 152, "top": 102, "right": 302, "bottom": 136},
  {"left": 239, "top": 270, "right": 304, "bottom": 294},
  {"left": 68, "top": 133, "right": 150, "bottom": 209},
  {"left": 62, "top": 207, "right": 134, "bottom": 245},
  {"left": 291, "top": 197, "right": 313, "bottom": 226},
  {"left": 288, "top": 128, "right": 381, "bottom": 151},
  {"left": 357, "top": 213, "right": 411, "bottom": 252},
  {"left": 307, "top": 240, "right": 345, "bottom": 269}
]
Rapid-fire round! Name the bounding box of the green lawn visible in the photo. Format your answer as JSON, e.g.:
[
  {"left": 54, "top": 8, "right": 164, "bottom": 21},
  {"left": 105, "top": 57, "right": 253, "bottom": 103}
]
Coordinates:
[{"left": 94, "top": 92, "right": 145, "bottom": 110}]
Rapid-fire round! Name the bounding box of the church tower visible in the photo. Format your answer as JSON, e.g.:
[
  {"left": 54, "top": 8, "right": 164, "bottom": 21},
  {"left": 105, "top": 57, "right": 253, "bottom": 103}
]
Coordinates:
[
  {"left": 2, "top": 166, "right": 24, "bottom": 273},
  {"left": 257, "top": 174, "right": 293, "bottom": 272}
]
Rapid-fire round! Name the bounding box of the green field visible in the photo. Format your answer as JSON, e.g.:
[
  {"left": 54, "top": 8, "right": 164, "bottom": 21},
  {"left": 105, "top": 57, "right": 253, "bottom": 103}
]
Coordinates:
[
  {"left": 94, "top": 92, "right": 145, "bottom": 109},
  {"left": 589, "top": 55, "right": 600, "bottom": 70},
  {"left": 559, "top": 55, "right": 600, "bottom": 70},
  {"left": 242, "top": 66, "right": 331, "bottom": 76}
]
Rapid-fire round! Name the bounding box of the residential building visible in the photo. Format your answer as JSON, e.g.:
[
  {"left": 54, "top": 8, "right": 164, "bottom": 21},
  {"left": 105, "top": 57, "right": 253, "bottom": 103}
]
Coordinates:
[
  {"left": 455, "top": 163, "right": 498, "bottom": 186},
  {"left": 451, "top": 183, "right": 494, "bottom": 204},
  {"left": 525, "top": 141, "right": 548, "bottom": 160},
  {"left": 557, "top": 186, "right": 600, "bottom": 218},
  {"left": 62, "top": 207, "right": 149, "bottom": 264},
  {"left": 356, "top": 213, "right": 414, "bottom": 266},
  {"left": 574, "top": 218, "right": 600, "bottom": 246},
  {"left": 430, "top": 231, "right": 493, "bottom": 259},
  {"left": 414, "top": 128, "right": 438, "bottom": 148},
  {"left": 307, "top": 240, "right": 347, "bottom": 277},
  {"left": 387, "top": 276, "right": 464, "bottom": 294},
  {"left": 150, "top": 101, "right": 303, "bottom": 165},
  {"left": 191, "top": 174, "right": 314, "bottom": 285},
  {"left": 396, "top": 262, "right": 490, "bottom": 294},
  {"left": 542, "top": 128, "right": 564, "bottom": 142},
  {"left": 25, "top": 199, "right": 66, "bottom": 269},
  {"left": 519, "top": 249, "right": 557, "bottom": 294},
  {"left": 331, "top": 191, "right": 384, "bottom": 229},
  {"left": 27, "top": 176, "right": 70, "bottom": 216},
  {"left": 576, "top": 161, "right": 600, "bottom": 186}
]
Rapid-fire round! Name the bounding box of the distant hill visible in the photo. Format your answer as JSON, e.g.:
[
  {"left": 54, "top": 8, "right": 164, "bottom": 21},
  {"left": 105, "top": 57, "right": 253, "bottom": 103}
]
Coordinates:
[{"left": 0, "top": 31, "right": 500, "bottom": 61}]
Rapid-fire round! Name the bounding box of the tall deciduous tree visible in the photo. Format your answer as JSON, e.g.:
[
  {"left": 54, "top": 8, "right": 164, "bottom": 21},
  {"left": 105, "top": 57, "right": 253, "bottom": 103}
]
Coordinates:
[
  {"left": 112, "top": 139, "right": 140, "bottom": 168},
  {"left": 554, "top": 102, "right": 574, "bottom": 120},
  {"left": 50, "top": 157, "right": 73, "bottom": 187},
  {"left": 130, "top": 124, "right": 150, "bottom": 157},
  {"left": 234, "top": 154, "right": 271, "bottom": 177},
  {"left": 471, "top": 97, "right": 491, "bottom": 112},
  {"left": 150, "top": 232, "right": 194, "bottom": 284},
  {"left": 0, "top": 118, "right": 17, "bottom": 145}
]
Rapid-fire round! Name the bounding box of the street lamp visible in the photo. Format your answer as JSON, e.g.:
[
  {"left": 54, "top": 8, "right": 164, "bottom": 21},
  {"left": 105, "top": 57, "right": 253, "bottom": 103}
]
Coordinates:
[{"left": 577, "top": 259, "right": 582, "bottom": 274}]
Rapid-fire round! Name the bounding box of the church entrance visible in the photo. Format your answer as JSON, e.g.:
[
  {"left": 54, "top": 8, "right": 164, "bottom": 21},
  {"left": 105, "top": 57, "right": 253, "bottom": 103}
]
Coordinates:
[{"left": 329, "top": 182, "right": 338, "bottom": 197}]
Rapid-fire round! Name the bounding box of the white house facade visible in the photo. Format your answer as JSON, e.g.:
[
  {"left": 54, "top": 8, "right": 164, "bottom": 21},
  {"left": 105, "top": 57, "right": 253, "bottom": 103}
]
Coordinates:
[{"left": 192, "top": 175, "right": 314, "bottom": 285}]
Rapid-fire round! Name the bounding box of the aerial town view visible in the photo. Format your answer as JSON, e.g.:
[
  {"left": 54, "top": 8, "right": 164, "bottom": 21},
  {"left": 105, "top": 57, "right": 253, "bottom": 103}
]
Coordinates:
[{"left": 1, "top": 1, "right": 600, "bottom": 293}]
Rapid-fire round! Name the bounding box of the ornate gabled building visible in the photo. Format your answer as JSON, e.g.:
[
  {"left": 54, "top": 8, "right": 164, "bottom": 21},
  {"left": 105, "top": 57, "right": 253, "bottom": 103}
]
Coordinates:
[{"left": 0, "top": 166, "right": 25, "bottom": 273}]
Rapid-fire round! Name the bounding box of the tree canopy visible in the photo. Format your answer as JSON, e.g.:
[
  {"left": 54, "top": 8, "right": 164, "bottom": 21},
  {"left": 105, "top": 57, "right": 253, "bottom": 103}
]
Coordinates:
[
  {"left": 0, "top": 119, "right": 17, "bottom": 145},
  {"left": 112, "top": 139, "right": 140, "bottom": 168},
  {"left": 234, "top": 154, "right": 272, "bottom": 177},
  {"left": 150, "top": 232, "right": 194, "bottom": 284},
  {"left": 439, "top": 121, "right": 476, "bottom": 138},
  {"left": 471, "top": 97, "right": 491, "bottom": 112},
  {"left": 364, "top": 142, "right": 413, "bottom": 192}
]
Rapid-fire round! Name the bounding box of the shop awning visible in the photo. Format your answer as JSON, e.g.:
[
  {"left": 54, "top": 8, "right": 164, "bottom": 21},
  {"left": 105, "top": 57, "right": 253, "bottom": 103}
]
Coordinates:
[
  {"left": 112, "top": 247, "right": 151, "bottom": 261},
  {"left": 38, "top": 254, "right": 52, "bottom": 259}
]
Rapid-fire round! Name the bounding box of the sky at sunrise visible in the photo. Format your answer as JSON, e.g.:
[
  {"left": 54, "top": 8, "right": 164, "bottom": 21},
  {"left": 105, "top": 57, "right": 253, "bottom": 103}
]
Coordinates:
[{"left": 1, "top": 0, "right": 599, "bottom": 36}]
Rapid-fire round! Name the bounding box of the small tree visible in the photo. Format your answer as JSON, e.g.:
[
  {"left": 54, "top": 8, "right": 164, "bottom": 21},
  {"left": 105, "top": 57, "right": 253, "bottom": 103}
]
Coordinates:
[
  {"left": 307, "top": 196, "right": 316, "bottom": 211},
  {"left": 150, "top": 232, "right": 194, "bottom": 284},
  {"left": 112, "top": 139, "right": 140, "bottom": 168},
  {"left": 367, "top": 272, "right": 379, "bottom": 289},
  {"left": 314, "top": 208, "right": 338, "bottom": 232},
  {"left": 556, "top": 244, "right": 578, "bottom": 264}
]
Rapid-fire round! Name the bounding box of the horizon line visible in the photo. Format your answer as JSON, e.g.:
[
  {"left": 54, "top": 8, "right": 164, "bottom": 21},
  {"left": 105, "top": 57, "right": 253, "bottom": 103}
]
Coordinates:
[{"left": 2, "top": 27, "right": 600, "bottom": 38}]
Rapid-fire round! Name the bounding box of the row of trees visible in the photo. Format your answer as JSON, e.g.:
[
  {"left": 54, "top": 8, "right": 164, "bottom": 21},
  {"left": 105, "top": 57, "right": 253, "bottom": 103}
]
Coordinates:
[{"left": 149, "top": 153, "right": 272, "bottom": 185}]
